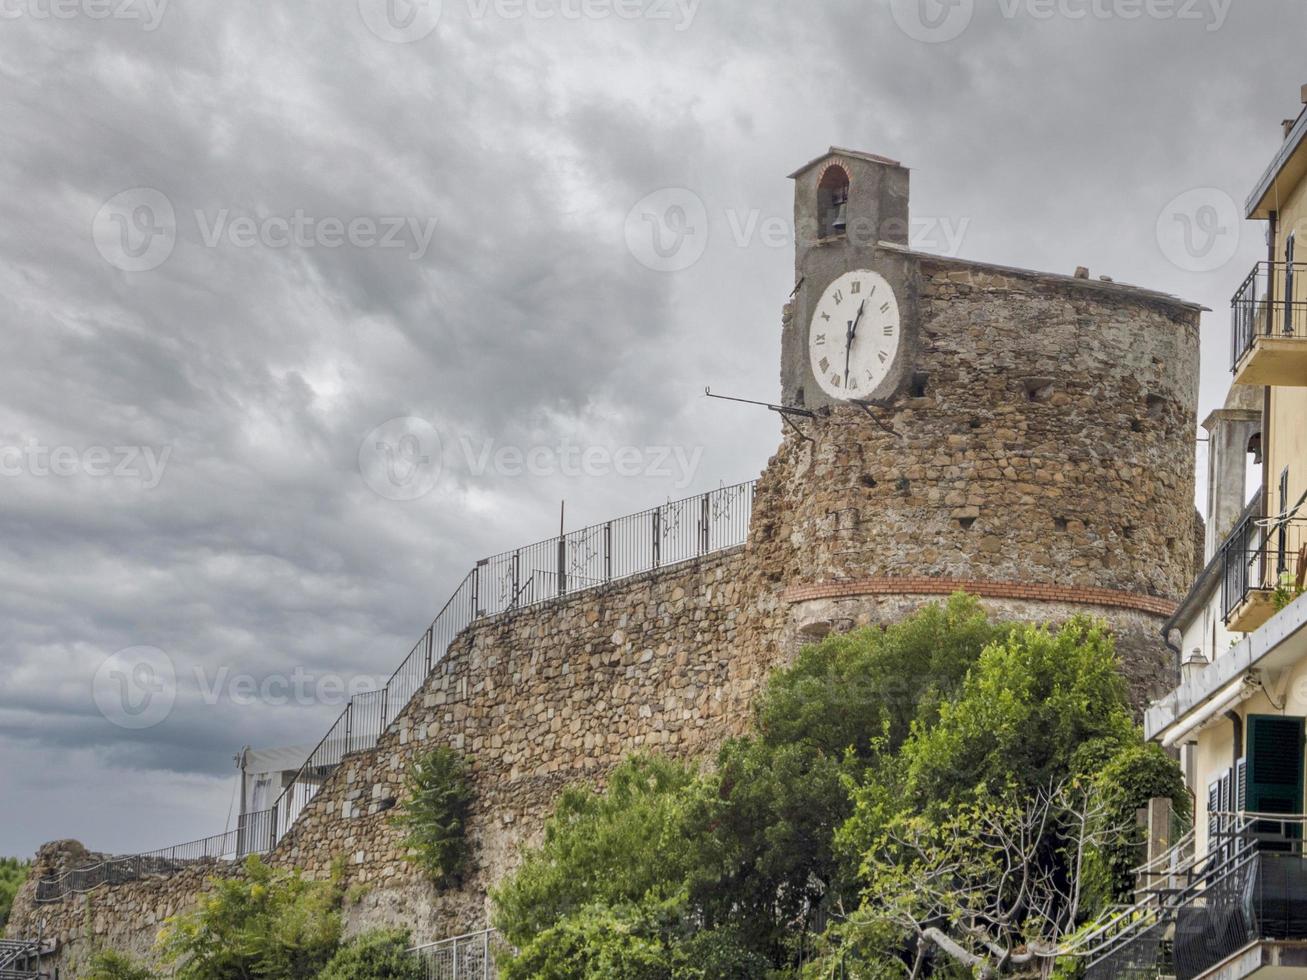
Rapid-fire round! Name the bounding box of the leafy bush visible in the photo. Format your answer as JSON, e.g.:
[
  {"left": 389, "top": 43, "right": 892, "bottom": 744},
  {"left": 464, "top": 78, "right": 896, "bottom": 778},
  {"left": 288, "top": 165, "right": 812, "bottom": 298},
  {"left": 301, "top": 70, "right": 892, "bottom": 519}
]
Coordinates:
[
  {"left": 83, "top": 950, "right": 158, "bottom": 980},
  {"left": 493, "top": 755, "right": 718, "bottom": 946},
  {"left": 500, "top": 898, "right": 682, "bottom": 980},
  {"left": 392, "top": 747, "right": 475, "bottom": 887},
  {"left": 317, "top": 930, "right": 423, "bottom": 980},
  {"left": 0, "top": 856, "right": 29, "bottom": 927},
  {"left": 156, "top": 855, "right": 341, "bottom": 980}
]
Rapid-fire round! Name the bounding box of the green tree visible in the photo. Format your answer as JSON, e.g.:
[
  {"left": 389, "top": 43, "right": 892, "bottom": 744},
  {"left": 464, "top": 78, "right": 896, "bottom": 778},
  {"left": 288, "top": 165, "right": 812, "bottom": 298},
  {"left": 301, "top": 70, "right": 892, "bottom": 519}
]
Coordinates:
[
  {"left": 493, "top": 755, "right": 721, "bottom": 948},
  {"left": 0, "top": 857, "right": 30, "bottom": 927},
  {"left": 391, "top": 747, "right": 475, "bottom": 888},
  {"left": 83, "top": 950, "right": 158, "bottom": 980},
  {"left": 156, "top": 855, "right": 341, "bottom": 980},
  {"left": 830, "top": 618, "right": 1178, "bottom": 974},
  {"left": 316, "top": 930, "right": 423, "bottom": 980}
]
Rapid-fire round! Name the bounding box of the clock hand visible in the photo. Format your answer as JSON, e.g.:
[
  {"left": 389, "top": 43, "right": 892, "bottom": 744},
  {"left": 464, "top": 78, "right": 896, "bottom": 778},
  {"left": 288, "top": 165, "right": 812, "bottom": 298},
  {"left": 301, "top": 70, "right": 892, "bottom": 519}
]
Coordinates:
[{"left": 843, "top": 300, "right": 866, "bottom": 388}]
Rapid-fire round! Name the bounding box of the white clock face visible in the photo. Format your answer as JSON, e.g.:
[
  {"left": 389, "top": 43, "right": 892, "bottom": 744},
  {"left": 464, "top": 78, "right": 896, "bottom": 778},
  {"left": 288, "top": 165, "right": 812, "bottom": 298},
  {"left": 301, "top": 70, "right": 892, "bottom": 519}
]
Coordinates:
[{"left": 808, "top": 269, "right": 901, "bottom": 400}]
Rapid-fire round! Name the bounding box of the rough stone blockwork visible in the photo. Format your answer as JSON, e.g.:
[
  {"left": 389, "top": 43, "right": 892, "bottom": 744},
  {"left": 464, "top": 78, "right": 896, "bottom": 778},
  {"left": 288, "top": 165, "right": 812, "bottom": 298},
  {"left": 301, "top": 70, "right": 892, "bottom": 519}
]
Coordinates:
[{"left": 7, "top": 253, "right": 1202, "bottom": 977}]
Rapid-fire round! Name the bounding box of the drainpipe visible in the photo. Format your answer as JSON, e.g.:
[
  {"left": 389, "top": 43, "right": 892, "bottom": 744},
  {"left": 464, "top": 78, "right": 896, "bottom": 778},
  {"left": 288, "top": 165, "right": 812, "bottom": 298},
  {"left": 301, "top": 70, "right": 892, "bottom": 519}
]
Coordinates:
[
  {"left": 1162, "top": 625, "right": 1182, "bottom": 670},
  {"left": 1225, "top": 710, "right": 1244, "bottom": 768}
]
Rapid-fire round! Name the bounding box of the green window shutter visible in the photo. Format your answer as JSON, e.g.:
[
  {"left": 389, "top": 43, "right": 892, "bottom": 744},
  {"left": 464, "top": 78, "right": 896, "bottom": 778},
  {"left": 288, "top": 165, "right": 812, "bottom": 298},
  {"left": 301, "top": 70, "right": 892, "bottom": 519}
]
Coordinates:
[{"left": 1246, "top": 715, "right": 1305, "bottom": 820}]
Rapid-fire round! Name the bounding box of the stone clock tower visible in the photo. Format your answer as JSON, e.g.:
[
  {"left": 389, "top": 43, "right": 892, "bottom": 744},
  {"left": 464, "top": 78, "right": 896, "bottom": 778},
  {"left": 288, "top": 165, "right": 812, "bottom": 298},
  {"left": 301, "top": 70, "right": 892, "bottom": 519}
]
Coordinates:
[
  {"left": 782, "top": 149, "right": 918, "bottom": 409},
  {"left": 755, "top": 147, "right": 1206, "bottom": 707}
]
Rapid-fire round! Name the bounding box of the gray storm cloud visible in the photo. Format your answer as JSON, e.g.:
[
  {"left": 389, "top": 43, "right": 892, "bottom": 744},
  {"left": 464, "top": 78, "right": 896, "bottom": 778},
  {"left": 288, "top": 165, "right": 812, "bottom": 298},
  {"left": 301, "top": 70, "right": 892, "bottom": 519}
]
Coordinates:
[{"left": 0, "top": 0, "right": 1294, "bottom": 856}]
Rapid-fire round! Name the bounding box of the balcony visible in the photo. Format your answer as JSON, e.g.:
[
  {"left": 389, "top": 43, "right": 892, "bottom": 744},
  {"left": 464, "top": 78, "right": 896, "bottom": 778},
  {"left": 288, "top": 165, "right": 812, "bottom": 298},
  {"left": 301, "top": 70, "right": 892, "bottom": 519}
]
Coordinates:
[
  {"left": 1232, "top": 261, "right": 1307, "bottom": 385},
  {"left": 1221, "top": 513, "right": 1307, "bottom": 633},
  {"left": 1088, "top": 815, "right": 1307, "bottom": 980}
]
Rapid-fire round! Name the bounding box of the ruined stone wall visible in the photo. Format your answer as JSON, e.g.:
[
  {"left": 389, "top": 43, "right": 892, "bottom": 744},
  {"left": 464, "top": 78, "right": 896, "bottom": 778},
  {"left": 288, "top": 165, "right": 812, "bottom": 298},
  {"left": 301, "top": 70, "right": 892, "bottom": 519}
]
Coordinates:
[{"left": 9, "top": 547, "right": 784, "bottom": 973}]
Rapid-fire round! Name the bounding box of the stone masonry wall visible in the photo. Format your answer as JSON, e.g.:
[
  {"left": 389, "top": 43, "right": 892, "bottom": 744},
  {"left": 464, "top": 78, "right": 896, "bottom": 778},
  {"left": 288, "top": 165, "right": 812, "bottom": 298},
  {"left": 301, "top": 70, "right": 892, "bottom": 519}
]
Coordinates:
[
  {"left": 759, "top": 255, "right": 1201, "bottom": 602},
  {"left": 9, "top": 547, "right": 783, "bottom": 974}
]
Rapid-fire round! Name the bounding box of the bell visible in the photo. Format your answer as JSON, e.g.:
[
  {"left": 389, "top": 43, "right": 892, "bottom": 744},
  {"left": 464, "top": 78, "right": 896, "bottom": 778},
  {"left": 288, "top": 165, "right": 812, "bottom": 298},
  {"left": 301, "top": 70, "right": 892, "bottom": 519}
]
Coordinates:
[{"left": 832, "top": 201, "right": 848, "bottom": 233}]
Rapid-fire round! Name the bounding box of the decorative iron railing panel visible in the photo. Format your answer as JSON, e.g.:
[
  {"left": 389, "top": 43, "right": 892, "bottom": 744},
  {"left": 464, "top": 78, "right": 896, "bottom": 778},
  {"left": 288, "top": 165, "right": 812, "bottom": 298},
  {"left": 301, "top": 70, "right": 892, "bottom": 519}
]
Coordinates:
[
  {"left": 410, "top": 930, "right": 504, "bottom": 980},
  {"left": 1231, "top": 260, "right": 1307, "bottom": 372},
  {"left": 37, "top": 481, "right": 756, "bottom": 901}
]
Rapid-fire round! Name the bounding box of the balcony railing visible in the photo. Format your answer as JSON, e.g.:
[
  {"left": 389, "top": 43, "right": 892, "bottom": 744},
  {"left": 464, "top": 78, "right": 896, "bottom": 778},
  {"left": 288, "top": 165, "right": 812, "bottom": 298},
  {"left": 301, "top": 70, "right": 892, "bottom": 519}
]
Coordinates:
[
  {"left": 1219, "top": 513, "right": 1307, "bottom": 630},
  {"left": 1231, "top": 260, "right": 1307, "bottom": 377},
  {"left": 1086, "top": 813, "right": 1307, "bottom": 980}
]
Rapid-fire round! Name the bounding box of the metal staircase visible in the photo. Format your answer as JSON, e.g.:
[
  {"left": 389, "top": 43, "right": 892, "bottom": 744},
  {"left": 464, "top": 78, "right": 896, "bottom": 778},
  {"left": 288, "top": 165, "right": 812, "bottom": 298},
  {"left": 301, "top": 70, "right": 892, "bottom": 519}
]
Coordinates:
[
  {"left": 0, "top": 939, "right": 47, "bottom": 979},
  {"left": 1079, "top": 812, "right": 1307, "bottom": 979}
]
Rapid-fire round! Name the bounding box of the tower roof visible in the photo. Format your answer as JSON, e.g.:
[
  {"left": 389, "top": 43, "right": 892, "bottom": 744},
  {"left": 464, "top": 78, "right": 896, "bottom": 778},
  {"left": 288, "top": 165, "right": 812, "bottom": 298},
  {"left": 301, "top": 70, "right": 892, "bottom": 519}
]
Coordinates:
[{"left": 788, "top": 147, "right": 906, "bottom": 180}]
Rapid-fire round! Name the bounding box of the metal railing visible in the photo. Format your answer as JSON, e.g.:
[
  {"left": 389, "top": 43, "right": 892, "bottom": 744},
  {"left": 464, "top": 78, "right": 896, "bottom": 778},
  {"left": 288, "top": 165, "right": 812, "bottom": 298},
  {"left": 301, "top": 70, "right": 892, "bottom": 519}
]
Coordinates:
[
  {"left": 409, "top": 930, "right": 504, "bottom": 980},
  {"left": 1231, "top": 260, "right": 1307, "bottom": 371},
  {"left": 37, "top": 481, "right": 757, "bottom": 901},
  {"left": 35, "top": 809, "right": 276, "bottom": 901},
  {"left": 1085, "top": 813, "right": 1307, "bottom": 980},
  {"left": 1219, "top": 513, "right": 1307, "bottom": 624}
]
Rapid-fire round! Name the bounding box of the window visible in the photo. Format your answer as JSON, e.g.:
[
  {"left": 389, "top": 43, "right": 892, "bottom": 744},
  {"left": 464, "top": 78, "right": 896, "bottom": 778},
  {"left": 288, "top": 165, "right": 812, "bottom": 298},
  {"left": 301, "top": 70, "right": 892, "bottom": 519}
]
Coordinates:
[
  {"left": 817, "top": 165, "right": 850, "bottom": 239},
  {"left": 1245, "top": 715, "right": 1305, "bottom": 840}
]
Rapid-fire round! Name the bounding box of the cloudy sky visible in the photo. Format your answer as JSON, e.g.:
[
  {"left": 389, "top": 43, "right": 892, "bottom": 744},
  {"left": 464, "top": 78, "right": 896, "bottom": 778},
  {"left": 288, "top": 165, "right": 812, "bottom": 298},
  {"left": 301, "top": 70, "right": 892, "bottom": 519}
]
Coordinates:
[{"left": 0, "top": 0, "right": 1299, "bottom": 858}]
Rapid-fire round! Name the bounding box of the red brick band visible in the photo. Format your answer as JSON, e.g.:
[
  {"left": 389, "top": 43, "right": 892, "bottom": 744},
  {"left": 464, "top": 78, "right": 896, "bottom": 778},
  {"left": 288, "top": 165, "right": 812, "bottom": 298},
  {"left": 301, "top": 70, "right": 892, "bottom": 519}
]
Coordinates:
[{"left": 781, "top": 577, "right": 1178, "bottom": 618}]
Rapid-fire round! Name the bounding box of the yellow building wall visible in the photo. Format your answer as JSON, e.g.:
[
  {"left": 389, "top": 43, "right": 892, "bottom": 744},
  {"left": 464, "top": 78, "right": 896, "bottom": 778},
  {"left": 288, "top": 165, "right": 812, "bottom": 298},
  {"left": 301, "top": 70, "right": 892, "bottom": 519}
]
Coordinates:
[
  {"left": 1264, "top": 170, "right": 1307, "bottom": 533},
  {"left": 1192, "top": 650, "right": 1307, "bottom": 856}
]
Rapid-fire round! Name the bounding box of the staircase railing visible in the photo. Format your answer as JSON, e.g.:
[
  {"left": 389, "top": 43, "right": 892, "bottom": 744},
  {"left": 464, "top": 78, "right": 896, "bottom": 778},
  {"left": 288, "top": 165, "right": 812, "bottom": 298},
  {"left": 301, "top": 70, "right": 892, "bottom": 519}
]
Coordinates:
[{"left": 36, "top": 481, "right": 756, "bottom": 901}]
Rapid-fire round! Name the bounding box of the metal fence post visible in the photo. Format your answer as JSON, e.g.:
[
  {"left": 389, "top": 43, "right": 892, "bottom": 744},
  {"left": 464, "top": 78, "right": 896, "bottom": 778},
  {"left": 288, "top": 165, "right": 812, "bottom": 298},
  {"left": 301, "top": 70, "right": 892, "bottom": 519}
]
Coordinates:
[
  {"left": 425, "top": 626, "right": 433, "bottom": 674},
  {"left": 652, "top": 508, "right": 661, "bottom": 569},
  {"left": 558, "top": 533, "right": 567, "bottom": 597},
  {"left": 604, "top": 522, "right": 612, "bottom": 582},
  {"left": 343, "top": 701, "right": 353, "bottom": 755},
  {"left": 700, "top": 492, "right": 710, "bottom": 555},
  {"left": 472, "top": 563, "right": 481, "bottom": 619},
  {"left": 511, "top": 550, "right": 521, "bottom": 608},
  {"left": 483, "top": 931, "right": 490, "bottom": 980}
]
